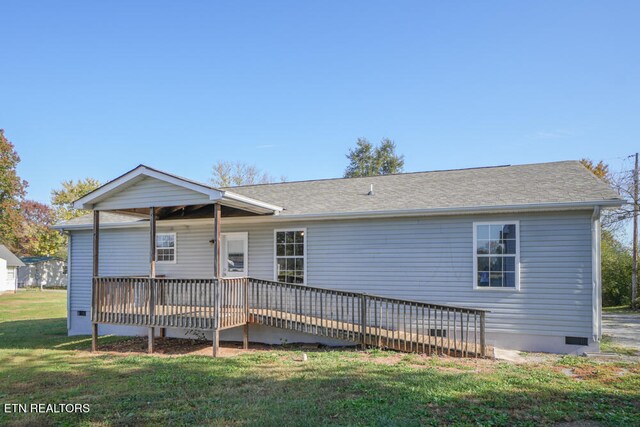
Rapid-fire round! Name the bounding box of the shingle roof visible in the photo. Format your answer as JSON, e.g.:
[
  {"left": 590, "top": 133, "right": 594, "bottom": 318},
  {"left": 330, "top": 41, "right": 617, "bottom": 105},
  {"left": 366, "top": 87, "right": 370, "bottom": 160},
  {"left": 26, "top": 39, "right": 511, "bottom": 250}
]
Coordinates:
[
  {"left": 21, "top": 256, "right": 64, "bottom": 264},
  {"left": 0, "top": 245, "right": 25, "bottom": 267},
  {"left": 56, "top": 161, "right": 623, "bottom": 227},
  {"left": 222, "top": 161, "right": 622, "bottom": 216}
]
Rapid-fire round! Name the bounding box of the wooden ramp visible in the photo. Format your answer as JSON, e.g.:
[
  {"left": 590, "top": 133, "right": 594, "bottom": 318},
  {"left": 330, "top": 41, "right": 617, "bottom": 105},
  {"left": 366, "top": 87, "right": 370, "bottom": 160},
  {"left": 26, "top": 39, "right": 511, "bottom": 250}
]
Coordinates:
[{"left": 92, "top": 277, "right": 489, "bottom": 357}]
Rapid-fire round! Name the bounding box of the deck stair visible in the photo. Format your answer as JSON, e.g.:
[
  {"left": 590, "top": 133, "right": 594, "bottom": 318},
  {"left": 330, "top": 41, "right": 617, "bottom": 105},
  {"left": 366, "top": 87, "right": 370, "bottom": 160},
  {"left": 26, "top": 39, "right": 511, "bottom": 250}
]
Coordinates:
[{"left": 92, "top": 277, "right": 489, "bottom": 357}]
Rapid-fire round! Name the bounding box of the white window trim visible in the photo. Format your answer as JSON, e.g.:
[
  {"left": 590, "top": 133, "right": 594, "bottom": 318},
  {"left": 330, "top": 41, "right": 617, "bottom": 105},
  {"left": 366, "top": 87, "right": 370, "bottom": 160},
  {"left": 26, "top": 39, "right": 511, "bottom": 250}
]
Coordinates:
[
  {"left": 273, "top": 228, "right": 307, "bottom": 284},
  {"left": 220, "top": 232, "right": 249, "bottom": 277},
  {"left": 472, "top": 220, "right": 520, "bottom": 291},
  {"left": 156, "top": 232, "right": 177, "bottom": 264}
]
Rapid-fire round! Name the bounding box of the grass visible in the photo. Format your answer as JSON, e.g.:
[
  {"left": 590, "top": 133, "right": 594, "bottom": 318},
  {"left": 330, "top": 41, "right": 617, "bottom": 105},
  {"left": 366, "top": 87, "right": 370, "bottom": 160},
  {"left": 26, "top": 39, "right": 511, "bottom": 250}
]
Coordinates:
[
  {"left": 600, "top": 335, "right": 639, "bottom": 356},
  {"left": 603, "top": 305, "right": 640, "bottom": 314},
  {"left": 1, "top": 292, "right": 639, "bottom": 426}
]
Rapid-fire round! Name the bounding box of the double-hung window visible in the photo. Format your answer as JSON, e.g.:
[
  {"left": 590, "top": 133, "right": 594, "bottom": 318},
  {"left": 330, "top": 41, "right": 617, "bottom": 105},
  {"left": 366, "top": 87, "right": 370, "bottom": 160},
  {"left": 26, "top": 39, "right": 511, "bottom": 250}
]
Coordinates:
[
  {"left": 275, "top": 229, "right": 306, "bottom": 284},
  {"left": 156, "top": 233, "right": 176, "bottom": 263},
  {"left": 474, "top": 222, "right": 519, "bottom": 289}
]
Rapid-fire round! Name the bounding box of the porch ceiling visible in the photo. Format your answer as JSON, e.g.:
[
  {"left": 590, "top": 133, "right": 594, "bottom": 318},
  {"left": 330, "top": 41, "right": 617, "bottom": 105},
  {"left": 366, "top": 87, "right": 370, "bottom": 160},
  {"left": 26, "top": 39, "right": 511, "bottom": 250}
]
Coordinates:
[{"left": 112, "top": 204, "right": 264, "bottom": 220}]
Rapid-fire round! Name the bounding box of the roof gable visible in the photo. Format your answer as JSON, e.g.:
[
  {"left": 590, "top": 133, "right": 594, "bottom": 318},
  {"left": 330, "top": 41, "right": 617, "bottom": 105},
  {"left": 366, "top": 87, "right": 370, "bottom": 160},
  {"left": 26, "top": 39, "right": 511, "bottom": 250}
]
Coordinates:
[
  {"left": 0, "top": 245, "right": 25, "bottom": 267},
  {"left": 73, "top": 165, "right": 282, "bottom": 214},
  {"left": 93, "top": 176, "right": 215, "bottom": 210},
  {"left": 74, "top": 165, "right": 224, "bottom": 210}
]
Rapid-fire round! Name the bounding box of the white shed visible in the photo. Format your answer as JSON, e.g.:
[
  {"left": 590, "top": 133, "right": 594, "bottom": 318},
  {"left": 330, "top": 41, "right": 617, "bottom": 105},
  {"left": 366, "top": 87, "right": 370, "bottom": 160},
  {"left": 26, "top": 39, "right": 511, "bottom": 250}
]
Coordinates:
[
  {"left": 0, "top": 245, "right": 25, "bottom": 293},
  {"left": 18, "top": 256, "right": 67, "bottom": 289}
]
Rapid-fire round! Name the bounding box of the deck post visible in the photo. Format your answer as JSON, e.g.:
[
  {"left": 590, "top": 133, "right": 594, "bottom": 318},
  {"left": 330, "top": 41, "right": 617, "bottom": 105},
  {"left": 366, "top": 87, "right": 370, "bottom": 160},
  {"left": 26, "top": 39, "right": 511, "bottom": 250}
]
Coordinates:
[
  {"left": 243, "top": 324, "right": 249, "bottom": 350},
  {"left": 148, "top": 327, "right": 154, "bottom": 353},
  {"left": 149, "top": 207, "right": 165, "bottom": 338},
  {"left": 243, "top": 278, "right": 249, "bottom": 350},
  {"left": 91, "top": 323, "right": 98, "bottom": 352},
  {"left": 91, "top": 210, "right": 100, "bottom": 351},
  {"left": 212, "top": 329, "right": 220, "bottom": 357},
  {"left": 211, "top": 203, "right": 222, "bottom": 357},
  {"left": 149, "top": 207, "right": 167, "bottom": 338},
  {"left": 359, "top": 294, "right": 367, "bottom": 350},
  {"left": 479, "top": 311, "right": 486, "bottom": 357}
]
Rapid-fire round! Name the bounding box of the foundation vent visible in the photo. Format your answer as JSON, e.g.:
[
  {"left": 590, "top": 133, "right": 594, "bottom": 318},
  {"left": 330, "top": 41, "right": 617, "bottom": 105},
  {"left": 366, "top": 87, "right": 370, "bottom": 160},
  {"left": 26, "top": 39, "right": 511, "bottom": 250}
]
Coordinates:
[{"left": 565, "top": 336, "right": 588, "bottom": 346}]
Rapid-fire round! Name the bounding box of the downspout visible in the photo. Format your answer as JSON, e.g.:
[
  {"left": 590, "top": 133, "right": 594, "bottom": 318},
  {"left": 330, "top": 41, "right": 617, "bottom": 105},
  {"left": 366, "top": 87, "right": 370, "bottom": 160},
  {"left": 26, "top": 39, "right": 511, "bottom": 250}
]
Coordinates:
[
  {"left": 591, "top": 206, "right": 602, "bottom": 344},
  {"left": 66, "top": 232, "right": 72, "bottom": 332}
]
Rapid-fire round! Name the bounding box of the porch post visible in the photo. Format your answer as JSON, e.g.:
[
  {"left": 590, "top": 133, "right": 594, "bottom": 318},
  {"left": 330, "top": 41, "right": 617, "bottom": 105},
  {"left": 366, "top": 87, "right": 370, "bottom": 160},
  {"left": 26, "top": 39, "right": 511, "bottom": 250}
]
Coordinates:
[
  {"left": 212, "top": 203, "right": 221, "bottom": 356},
  {"left": 150, "top": 207, "right": 165, "bottom": 339},
  {"left": 148, "top": 327, "right": 155, "bottom": 354},
  {"left": 212, "top": 329, "right": 220, "bottom": 357},
  {"left": 243, "top": 278, "right": 249, "bottom": 350},
  {"left": 150, "top": 207, "right": 156, "bottom": 278},
  {"left": 213, "top": 203, "right": 221, "bottom": 279},
  {"left": 243, "top": 324, "right": 249, "bottom": 350},
  {"left": 91, "top": 210, "right": 99, "bottom": 352}
]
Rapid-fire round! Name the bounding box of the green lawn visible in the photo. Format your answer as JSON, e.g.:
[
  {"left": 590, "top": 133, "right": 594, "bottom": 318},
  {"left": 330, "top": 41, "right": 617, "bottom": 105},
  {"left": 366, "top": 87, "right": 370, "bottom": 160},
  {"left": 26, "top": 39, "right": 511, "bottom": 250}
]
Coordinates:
[
  {"left": 1, "top": 291, "right": 639, "bottom": 426},
  {"left": 603, "top": 305, "right": 640, "bottom": 315}
]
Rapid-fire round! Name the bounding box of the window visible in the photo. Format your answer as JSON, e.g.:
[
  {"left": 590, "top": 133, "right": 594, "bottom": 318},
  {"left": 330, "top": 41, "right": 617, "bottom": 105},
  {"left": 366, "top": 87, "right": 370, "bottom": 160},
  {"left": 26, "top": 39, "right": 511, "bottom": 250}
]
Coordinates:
[
  {"left": 473, "top": 222, "right": 519, "bottom": 289},
  {"left": 156, "top": 233, "right": 176, "bottom": 263},
  {"left": 275, "top": 229, "right": 306, "bottom": 284}
]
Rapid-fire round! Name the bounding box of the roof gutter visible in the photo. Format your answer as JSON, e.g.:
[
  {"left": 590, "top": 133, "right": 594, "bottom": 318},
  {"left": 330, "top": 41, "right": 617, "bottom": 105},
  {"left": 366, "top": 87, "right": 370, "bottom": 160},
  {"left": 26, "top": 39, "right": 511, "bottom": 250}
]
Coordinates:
[
  {"left": 52, "top": 199, "right": 624, "bottom": 231},
  {"left": 261, "top": 199, "right": 624, "bottom": 221},
  {"left": 592, "top": 206, "right": 602, "bottom": 343}
]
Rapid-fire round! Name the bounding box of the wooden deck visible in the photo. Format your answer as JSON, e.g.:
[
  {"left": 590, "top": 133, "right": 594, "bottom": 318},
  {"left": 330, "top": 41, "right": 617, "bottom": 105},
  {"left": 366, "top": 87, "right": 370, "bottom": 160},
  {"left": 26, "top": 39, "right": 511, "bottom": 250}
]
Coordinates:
[{"left": 92, "top": 277, "right": 489, "bottom": 357}]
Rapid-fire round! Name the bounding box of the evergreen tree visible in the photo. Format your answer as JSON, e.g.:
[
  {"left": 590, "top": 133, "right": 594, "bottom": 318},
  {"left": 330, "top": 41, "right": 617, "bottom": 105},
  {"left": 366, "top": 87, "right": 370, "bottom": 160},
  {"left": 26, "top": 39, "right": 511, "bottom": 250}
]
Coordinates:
[{"left": 344, "top": 138, "right": 404, "bottom": 178}]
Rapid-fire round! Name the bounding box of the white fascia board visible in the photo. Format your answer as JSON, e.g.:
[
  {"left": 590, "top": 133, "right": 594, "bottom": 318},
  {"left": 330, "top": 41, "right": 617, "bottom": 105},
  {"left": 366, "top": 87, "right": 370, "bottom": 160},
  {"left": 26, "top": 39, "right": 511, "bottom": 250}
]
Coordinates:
[
  {"left": 55, "top": 199, "right": 621, "bottom": 230},
  {"left": 230, "top": 199, "right": 623, "bottom": 222},
  {"left": 73, "top": 166, "right": 224, "bottom": 209}
]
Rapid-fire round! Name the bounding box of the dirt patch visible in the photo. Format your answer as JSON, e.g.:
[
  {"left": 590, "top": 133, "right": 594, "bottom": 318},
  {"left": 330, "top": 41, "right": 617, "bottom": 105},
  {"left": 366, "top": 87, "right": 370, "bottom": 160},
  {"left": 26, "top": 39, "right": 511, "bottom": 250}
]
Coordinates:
[
  {"left": 359, "top": 352, "right": 494, "bottom": 373},
  {"left": 96, "top": 337, "right": 332, "bottom": 358}
]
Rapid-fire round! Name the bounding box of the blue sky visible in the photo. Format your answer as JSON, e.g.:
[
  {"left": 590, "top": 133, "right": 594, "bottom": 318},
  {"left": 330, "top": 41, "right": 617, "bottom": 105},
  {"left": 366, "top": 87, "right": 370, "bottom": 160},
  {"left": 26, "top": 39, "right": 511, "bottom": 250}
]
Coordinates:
[{"left": 1, "top": 1, "right": 639, "bottom": 203}]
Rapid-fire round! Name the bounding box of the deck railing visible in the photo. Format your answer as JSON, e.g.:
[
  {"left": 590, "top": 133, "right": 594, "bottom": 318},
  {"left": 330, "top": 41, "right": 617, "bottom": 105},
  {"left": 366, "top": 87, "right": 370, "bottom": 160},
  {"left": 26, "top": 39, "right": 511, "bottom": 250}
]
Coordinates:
[
  {"left": 93, "top": 276, "right": 488, "bottom": 357},
  {"left": 248, "top": 278, "right": 487, "bottom": 357},
  {"left": 92, "top": 277, "right": 248, "bottom": 331}
]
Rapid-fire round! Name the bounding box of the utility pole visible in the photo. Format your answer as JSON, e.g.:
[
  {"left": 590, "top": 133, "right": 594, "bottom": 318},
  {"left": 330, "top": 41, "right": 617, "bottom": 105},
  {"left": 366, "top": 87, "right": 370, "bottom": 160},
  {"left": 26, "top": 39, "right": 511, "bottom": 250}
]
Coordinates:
[{"left": 633, "top": 153, "right": 638, "bottom": 310}]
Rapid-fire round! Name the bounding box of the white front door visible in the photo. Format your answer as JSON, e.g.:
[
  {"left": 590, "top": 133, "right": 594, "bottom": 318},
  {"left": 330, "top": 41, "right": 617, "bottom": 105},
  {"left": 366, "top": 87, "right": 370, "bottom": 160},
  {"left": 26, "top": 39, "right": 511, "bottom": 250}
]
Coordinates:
[{"left": 221, "top": 232, "right": 248, "bottom": 278}]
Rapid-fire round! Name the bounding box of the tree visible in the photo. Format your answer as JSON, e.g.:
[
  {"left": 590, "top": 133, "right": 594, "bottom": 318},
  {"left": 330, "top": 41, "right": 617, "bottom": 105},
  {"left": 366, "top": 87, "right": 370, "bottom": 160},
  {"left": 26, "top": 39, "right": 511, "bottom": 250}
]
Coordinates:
[
  {"left": 601, "top": 230, "right": 633, "bottom": 307},
  {"left": 51, "top": 178, "right": 102, "bottom": 222},
  {"left": 580, "top": 158, "right": 610, "bottom": 182},
  {"left": 17, "top": 200, "right": 65, "bottom": 257},
  {"left": 344, "top": 138, "right": 405, "bottom": 178},
  {"left": 582, "top": 157, "right": 639, "bottom": 308},
  {"left": 210, "top": 161, "right": 282, "bottom": 187},
  {"left": 0, "top": 129, "right": 28, "bottom": 253}
]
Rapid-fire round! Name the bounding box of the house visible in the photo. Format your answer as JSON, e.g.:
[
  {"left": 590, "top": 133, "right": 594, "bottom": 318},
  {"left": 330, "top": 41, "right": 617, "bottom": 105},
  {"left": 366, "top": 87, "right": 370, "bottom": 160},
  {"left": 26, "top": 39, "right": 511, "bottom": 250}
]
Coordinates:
[
  {"left": 53, "top": 161, "right": 623, "bottom": 355},
  {"left": 0, "top": 245, "right": 26, "bottom": 293},
  {"left": 18, "top": 256, "right": 67, "bottom": 289}
]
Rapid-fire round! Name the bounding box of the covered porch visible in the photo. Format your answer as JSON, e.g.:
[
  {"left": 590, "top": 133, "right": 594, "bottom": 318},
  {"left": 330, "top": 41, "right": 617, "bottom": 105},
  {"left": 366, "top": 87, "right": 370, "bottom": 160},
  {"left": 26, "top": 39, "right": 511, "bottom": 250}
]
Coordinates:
[{"left": 74, "top": 165, "right": 282, "bottom": 356}]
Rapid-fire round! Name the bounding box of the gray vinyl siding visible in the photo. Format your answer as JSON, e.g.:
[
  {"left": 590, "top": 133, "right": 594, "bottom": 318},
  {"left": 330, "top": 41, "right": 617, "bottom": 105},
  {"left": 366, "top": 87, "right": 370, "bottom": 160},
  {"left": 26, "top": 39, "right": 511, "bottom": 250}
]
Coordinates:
[
  {"left": 68, "top": 210, "right": 594, "bottom": 338},
  {"left": 94, "top": 177, "right": 211, "bottom": 210},
  {"left": 69, "top": 230, "right": 92, "bottom": 311}
]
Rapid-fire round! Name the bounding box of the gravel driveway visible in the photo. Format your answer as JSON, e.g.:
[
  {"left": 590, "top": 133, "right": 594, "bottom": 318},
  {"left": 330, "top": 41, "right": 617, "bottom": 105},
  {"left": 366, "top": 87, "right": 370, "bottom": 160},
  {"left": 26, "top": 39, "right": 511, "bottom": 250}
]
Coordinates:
[{"left": 602, "top": 312, "right": 640, "bottom": 349}]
